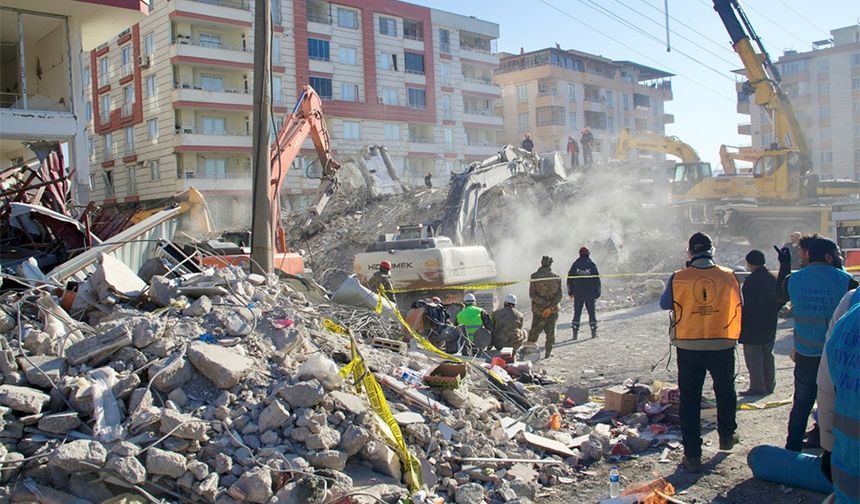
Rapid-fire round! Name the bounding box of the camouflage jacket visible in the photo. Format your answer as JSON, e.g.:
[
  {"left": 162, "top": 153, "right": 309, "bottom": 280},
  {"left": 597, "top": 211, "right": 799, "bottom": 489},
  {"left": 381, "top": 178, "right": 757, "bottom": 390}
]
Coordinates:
[
  {"left": 529, "top": 266, "right": 562, "bottom": 314},
  {"left": 367, "top": 271, "right": 396, "bottom": 301},
  {"left": 491, "top": 306, "right": 525, "bottom": 348}
]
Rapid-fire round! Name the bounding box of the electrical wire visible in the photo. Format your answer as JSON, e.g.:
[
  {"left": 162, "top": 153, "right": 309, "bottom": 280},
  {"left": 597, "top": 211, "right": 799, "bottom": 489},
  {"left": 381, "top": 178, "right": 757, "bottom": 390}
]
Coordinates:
[
  {"left": 535, "top": 0, "right": 737, "bottom": 103},
  {"left": 776, "top": 0, "right": 830, "bottom": 38}
]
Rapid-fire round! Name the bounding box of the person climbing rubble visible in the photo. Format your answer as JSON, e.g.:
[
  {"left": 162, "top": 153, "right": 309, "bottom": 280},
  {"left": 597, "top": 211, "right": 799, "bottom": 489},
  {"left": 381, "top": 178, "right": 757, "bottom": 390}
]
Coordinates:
[
  {"left": 455, "top": 293, "right": 492, "bottom": 351},
  {"left": 567, "top": 246, "right": 601, "bottom": 340},
  {"left": 367, "top": 260, "right": 396, "bottom": 303},
  {"left": 580, "top": 127, "right": 594, "bottom": 165},
  {"left": 491, "top": 293, "right": 526, "bottom": 352},
  {"left": 659, "top": 232, "right": 742, "bottom": 473},
  {"left": 527, "top": 256, "right": 563, "bottom": 358},
  {"left": 521, "top": 133, "right": 534, "bottom": 153},
  {"left": 566, "top": 135, "right": 579, "bottom": 169}
]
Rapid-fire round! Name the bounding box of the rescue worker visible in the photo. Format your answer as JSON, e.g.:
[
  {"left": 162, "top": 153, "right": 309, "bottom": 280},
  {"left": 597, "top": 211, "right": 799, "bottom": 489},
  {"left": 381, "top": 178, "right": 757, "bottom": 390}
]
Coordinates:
[
  {"left": 567, "top": 246, "right": 601, "bottom": 340},
  {"left": 659, "top": 232, "right": 742, "bottom": 473},
  {"left": 455, "top": 293, "right": 492, "bottom": 345},
  {"left": 738, "top": 249, "right": 781, "bottom": 396},
  {"left": 491, "top": 293, "right": 526, "bottom": 352},
  {"left": 424, "top": 173, "right": 433, "bottom": 188},
  {"left": 367, "top": 260, "right": 396, "bottom": 303},
  {"left": 527, "top": 256, "right": 563, "bottom": 358},
  {"left": 817, "top": 300, "right": 860, "bottom": 504},
  {"left": 775, "top": 237, "right": 857, "bottom": 452},
  {"left": 521, "top": 133, "right": 534, "bottom": 153},
  {"left": 580, "top": 127, "right": 594, "bottom": 165},
  {"left": 782, "top": 231, "right": 803, "bottom": 270},
  {"left": 566, "top": 136, "right": 579, "bottom": 169}
]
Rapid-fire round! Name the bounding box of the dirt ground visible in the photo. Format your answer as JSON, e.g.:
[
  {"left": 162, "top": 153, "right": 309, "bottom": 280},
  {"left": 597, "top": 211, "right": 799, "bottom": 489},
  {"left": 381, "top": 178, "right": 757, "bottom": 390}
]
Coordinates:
[{"left": 525, "top": 299, "right": 825, "bottom": 504}]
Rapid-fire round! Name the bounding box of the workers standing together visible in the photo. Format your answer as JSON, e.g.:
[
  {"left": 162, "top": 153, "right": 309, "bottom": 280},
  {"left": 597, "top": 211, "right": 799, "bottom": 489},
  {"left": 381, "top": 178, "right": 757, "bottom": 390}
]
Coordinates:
[
  {"left": 527, "top": 256, "right": 563, "bottom": 358},
  {"left": 566, "top": 135, "right": 579, "bottom": 169}
]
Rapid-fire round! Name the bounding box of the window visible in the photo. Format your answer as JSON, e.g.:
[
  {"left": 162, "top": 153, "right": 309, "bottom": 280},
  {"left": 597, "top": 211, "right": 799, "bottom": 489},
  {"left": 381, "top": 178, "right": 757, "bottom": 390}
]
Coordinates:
[
  {"left": 103, "top": 171, "right": 115, "bottom": 196},
  {"left": 444, "top": 128, "right": 453, "bottom": 150},
  {"left": 623, "top": 94, "right": 629, "bottom": 110},
  {"left": 308, "top": 38, "right": 330, "bottom": 61},
  {"left": 403, "top": 19, "right": 422, "bottom": 40},
  {"left": 781, "top": 60, "right": 805, "bottom": 76},
  {"left": 202, "top": 117, "right": 226, "bottom": 135},
  {"left": 379, "top": 16, "right": 397, "bottom": 37},
  {"left": 384, "top": 124, "right": 400, "bottom": 140},
  {"left": 121, "top": 45, "right": 132, "bottom": 75},
  {"left": 439, "top": 28, "right": 450, "bottom": 53},
  {"left": 100, "top": 95, "right": 110, "bottom": 122},
  {"left": 377, "top": 52, "right": 397, "bottom": 71},
  {"left": 127, "top": 164, "right": 137, "bottom": 194},
  {"left": 203, "top": 158, "right": 226, "bottom": 178},
  {"left": 819, "top": 127, "right": 831, "bottom": 141},
  {"left": 442, "top": 94, "right": 452, "bottom": 120},
  {"left": 816, "top": 59, "right": 829, "bottom": 72},
  {"left": 852, "top": 78, "right": 860, "bottom": 90},
  {"left": 440, "top": 62, "right": 450, "bottom": 86},
  {"left": 124, "top": 85, "right": 135, "bottom": 105},
  {"left": 83, "top": 66, "right": 91, "bottom": 87},
  {"left": 407, "top": 88, "right": 426, "bottom": 109},
  {"left": 199, "top": 32, "right": 223, "bottom": 48},
  {"left": 309, "top": 77, "right": 332, "bottom": 99},
  {"left": 569, "top": 111, "right": 577, "bottom": 128},
  {"left": 404, "top": 52, "right": 424, "bottom": 74},
  {"left": 381, "top": 87, "right": 399, "bottom": 105},
  {"left": 819, "top": 105, "right": 831, "bottom": 119},
  {"left": 820, "top": 151, "right": 833, "bottom": 163},
  {"left": 343, "top": 121, "right": 360, "bottom": 140},
  {"left": 199, "top": 74, "right": 224, "bottom": 92},
  {"left": 341, "top": 83, "right": 358, "bottom": 102},
  {"left": 105, "top": 133, "right": 112, "bottom": 154},
  {"left": 149, "top": 159, "right": 160, "bottom": 180},
  {"left": 337, "top": 8, "right": 358, "bottom": 29},
  {"left": 145, "top": 75, "right": 156, "bottom": 97},
  {"left": 125, "top": 126, "right": 135, "bottom": 153},
  {"left": 85, "top": 101, "right": 92, "bottom": 122},
  {"left": 339, "top": 46, "right": 357, "bottom": 65},
  {"left": 516, "top": 84, "right": 528, "bottom": 102},
  {"left": 818, "top": 82, "right": 830, "bottom": 95},
  {"left": 568, "top": 83, "right": 576, "bottom": 101},
  {"left": 98, "top": 56, "right": 109, "bottom": 86},
  {"left": 271, "top": 0, "right": 282, "bottom": 24},
  {"left": 517, "top": 112, "right": 529, "bottom": 131},
  {"left": 143, "top": 32, "right": 155, "bottom": 56},
  {"left": 148, "top": 118, "right": 159, "bottom": 140},
  {"left": 606, "top": 90, "right": 613, "bottom": 105},
  {"left": 273, "top": 36, "right": 282, "bottom": 65},
  {"left": 87, "top": 137, "right": 94, "bottom": 160},
  {"left": 536, "top": 106, "right": 565, "bottom": 126},
  {"left": 852, "top": 53, "right": 860, "bottom": 66}
]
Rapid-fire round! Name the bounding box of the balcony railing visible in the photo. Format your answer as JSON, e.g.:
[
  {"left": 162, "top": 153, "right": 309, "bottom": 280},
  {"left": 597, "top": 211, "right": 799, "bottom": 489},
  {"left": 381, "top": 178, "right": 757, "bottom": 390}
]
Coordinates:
[
  {"left": 307, "top": 13, "right": 331, "bottom": 24},
  {"left": 98, "top": 70, "right": 112, "bottom": 87},
  {"left": 121, "top": 103, "right": 134, "bottom": 117},
  {"left": 119, "top": 62, "right": 133, "bottom": 77},
  {"left": 124, "top": 143, "right": 135, "bottom": 156},
  {"left": 405, "top": 68, "right": 425, "bottom": 75},
  {"left": 463, "top": 76, "right": 493, "bottom": 85},
  {"left": 194, "top": 0, "right": 250, "bottom": 9},
  {"left": 103, "top": 146, "right": 116, "bottom": 162},
  {"left": 460, "top": 44, "right": 495, "bottom": 54},
  {"left": 173, "top": 37, "right": 250, "bottom": 52},
  {"left": 174, "top": 82, "right": 248, "bottom": 94},
  {"left": 176, "top": 127, "right": 249, "bottom": 136},
  {"left": 464, "top": 109, "right": 495, "bottom": 116},
  {"left": 407, "top": 103, "right": 426, "bottom": 110},
  {"left": 408, "top": 136, "right": 433, "bottom": 143},
  {"left": 403, "top": 32, "right": 423, "bottom": 41}
]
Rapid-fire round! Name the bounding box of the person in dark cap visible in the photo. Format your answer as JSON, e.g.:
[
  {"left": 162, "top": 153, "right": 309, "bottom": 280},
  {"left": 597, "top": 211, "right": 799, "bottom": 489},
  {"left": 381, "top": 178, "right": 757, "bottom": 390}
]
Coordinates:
[
  {"left": 527, "top": 255, "right": 563, "bottom": 358},
  {"left": 774, "top": 237, "right": 858, "bottom": 451},
  {"left": 739, "top": 249, "right": 782, "bottom": 396},
  {"left": 567, "top": 246, "right": 601, "bottom": 340},
  {"left": 660, "top": 232, "right": 743, "bottom": 473}
]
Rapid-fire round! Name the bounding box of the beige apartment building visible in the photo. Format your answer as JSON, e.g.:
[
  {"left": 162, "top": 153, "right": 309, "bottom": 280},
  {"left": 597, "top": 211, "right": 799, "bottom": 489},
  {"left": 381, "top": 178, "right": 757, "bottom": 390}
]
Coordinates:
[
  {"left": 85, "top": 0, "right": 502, "bottom": 228},
  {"left": 736, "top": 25, "right": 860, "bottom": 180},
  {"left": 495, "top": 47, "right": 674, "bottom": 161}
]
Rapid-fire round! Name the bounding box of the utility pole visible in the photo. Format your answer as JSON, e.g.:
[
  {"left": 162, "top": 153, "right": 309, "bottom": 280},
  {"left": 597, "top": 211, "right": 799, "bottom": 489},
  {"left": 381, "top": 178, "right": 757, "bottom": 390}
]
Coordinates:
[{"left": 250, "top": 0, "right": 272, "bottom": 274}]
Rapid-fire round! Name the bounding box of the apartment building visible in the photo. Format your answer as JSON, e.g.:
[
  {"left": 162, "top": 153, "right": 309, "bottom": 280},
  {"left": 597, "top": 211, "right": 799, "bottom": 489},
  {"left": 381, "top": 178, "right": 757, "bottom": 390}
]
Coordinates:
[
  {"left": 495, "top": 47, "right": 674, "bottom": 161},
  {"left": 85, "top": 0, "right": 502, "bottom": 228},
  {"left": 736, "top": 25, "right": 860, "bottom": 180},
  {"left": 0, "top": 0, "right": 148, "bottom": 204}
]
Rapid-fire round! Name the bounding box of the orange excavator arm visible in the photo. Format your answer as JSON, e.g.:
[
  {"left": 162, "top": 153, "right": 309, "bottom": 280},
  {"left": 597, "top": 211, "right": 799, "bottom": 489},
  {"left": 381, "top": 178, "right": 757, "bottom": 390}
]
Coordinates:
[{"left": 269, "top": 84, "right": 341, "bottom": 254}]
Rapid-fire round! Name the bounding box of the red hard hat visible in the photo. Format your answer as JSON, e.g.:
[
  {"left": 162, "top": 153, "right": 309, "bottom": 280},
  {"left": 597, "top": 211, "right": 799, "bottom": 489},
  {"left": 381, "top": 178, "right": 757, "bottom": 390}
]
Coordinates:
[
  {"left": 431, "top": 296, "right": 442, "bottom": 304},
  {"left": 379, "top": 260, "right": 392, "bottom": 270}
]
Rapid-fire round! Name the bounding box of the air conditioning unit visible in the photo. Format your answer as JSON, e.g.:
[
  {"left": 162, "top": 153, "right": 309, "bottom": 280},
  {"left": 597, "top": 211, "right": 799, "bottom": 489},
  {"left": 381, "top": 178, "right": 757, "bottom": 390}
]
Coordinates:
[{"left": 139, "top": 55, "right": 153, "bottom": 69}]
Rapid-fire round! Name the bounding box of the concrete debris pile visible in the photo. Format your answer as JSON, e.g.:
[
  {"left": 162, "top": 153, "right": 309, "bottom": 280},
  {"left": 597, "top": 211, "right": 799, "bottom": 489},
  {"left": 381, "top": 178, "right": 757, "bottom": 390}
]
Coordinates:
[{"left": 0, "top": 249, "right": 686, "bottom": 503}]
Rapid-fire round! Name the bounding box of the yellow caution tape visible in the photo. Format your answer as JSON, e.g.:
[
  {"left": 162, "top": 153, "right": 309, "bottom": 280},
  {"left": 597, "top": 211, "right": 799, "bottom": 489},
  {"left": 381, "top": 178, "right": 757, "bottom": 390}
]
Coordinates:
[
  {"left": 383, "top": 272, "right": 674, "bottom": 295},
  {"left": 323, "top": 318, "right": 350, "bottom": 335},
  {"left": 737, "top": 398, "right": 793, "bottom": 410},
  {"left": 339, "top": 338, "right": 422, "bottom": 492}
]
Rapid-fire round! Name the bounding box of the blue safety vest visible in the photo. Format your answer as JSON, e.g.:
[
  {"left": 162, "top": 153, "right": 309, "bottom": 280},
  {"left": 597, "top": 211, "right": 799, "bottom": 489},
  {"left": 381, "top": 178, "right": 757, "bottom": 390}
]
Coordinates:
[
  {"left": 825, "top": 303, "right": 860, "bottom": 504},
  {"left": 788, "top": 264, "right": 852, "bottom": 356},
  {"left": 851, "top": 288, "right": 860, "bottom": 307}
]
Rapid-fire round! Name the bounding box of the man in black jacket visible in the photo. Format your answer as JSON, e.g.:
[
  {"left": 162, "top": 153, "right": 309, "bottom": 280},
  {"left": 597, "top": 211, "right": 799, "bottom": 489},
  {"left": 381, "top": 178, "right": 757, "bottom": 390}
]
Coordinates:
[
  {"left": 567, "top": 247, "right": 601, "bottom": 340},
  {"left": 739, "top": 250, "right": 782, "bottom": 395}
]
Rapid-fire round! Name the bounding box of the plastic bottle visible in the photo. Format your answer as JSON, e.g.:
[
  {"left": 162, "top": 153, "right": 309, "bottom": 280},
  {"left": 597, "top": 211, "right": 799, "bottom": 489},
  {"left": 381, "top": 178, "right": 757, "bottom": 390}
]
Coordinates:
[{"left": 609, "top": 466, "right": 620, "bottom": 498}]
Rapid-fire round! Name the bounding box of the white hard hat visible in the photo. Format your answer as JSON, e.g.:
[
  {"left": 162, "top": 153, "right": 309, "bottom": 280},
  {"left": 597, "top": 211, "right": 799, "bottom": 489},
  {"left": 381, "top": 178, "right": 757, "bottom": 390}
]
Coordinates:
[
  {"left": 464, "top": 293, "right": 477, "bottom": 303},
  {"left": 505, "top": 293, "right": 517, "bottom": 305}
]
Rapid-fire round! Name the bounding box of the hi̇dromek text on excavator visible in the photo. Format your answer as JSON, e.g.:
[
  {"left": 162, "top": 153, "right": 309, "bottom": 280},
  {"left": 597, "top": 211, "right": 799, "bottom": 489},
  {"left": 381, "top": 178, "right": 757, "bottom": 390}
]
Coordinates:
[
  {"left": 667, "top": 0, "right": 859, "bottom": 246},
  {"left": 352, "top": 145, "right": 564, "bottom": 308},
  {"left": 200, "top": 84, "right": 340, "bottom": 275}
]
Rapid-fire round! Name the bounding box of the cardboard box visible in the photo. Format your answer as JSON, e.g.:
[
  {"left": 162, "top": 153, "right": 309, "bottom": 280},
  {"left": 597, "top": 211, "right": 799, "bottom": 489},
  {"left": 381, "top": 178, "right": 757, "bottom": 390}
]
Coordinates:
[{"left": 604, "top": 385, "right": 639, "bottom": 415}]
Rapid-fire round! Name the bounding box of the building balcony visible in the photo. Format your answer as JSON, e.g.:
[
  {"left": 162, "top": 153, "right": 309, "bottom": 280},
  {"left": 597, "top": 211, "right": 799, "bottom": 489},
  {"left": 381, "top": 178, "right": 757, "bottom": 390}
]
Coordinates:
[
  {"left": 175, "top": 129, "right": 252, "bottom": 149},
  {"left": 662, "top": 113, "right": 674, "bottom": 125},
  {"left": 172, "top": 83, "right": 252, "bottom": 107},
  {"left": 464, "top": 144, "right": 498, "bottom": 157},
  {"left": 463, "top": 110, "right": 503, "bottom": 126},
  {"left": 0, "top": 106, "right": 76, "bottom": 142},
  {"left": 170, "top": 38, "right": 252, "bottom": 68},
  {"left": 172, "top": 0, "right": 251, "bottom": 25},
  {"left": 407, "top": 138, "right": 437, "bottom": 153},
  {"left": 461, "top": 77, "right": 500, "bottom": 96},
  {"left": 738, "top": 123, "right": 751, "bottom": 136},
  {"left": 459, "top": 47, "right": 499, "bottom": 66},
  {"left": 182, "top": 175, "right": 251, "bottom": 192},
  {"left": 737, "top": 102, "right": 750, "bottom": 114},
  {"left": 119, "top": 62, "right": 134, "bottom": 79}
]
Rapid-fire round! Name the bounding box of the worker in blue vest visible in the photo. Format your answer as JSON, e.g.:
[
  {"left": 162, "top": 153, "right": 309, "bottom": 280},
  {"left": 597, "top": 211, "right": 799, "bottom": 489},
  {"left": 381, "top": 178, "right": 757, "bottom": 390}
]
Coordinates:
[
  {"left": 775, "top": 238, "right": 858, "bottom": 452},
  {"left": 817, "top": 300, "right": 860, "bottom": 504}
]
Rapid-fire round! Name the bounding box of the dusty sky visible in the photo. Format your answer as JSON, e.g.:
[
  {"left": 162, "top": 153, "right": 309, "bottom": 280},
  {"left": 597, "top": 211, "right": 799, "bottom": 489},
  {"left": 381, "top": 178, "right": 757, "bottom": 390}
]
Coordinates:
[{"left": 417, "top": 0, "right": 859, "bottom": 167}]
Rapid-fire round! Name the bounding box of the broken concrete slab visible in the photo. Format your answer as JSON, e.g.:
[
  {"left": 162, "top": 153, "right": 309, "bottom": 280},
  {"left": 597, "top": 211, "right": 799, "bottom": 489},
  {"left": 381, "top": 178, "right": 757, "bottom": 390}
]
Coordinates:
[
  {"left": 258, "top": 400, "right": 290, "bottom": 433},
  {"left": 146, "top": 447, "right": 187, "bottom": 478},
  {"left": 18, "top": 355, "right": 66, "bottom": 389},
  {"left": 0, "top": 384, "right": 50, "bottom": 414},
  {"left": 278, "top": 379, "right": 325, "bottom": 408},
  {"left": 160, "top": 409, "right": 208, "bottom": 441},
  {"left": 92, "top": 253, "right": 146, "bottom": 301},
  {"left": 229, "top": 466, "right": 273, "bottom": 503},
  {"left": 106, "top": 455, "right": 146, "bottom": 485},
  {"left": 37, "top": 411, "right": 81, "bottom": 435},
  {"left": 64, "top": 324, "right": 131, "bottom": 365},
  {"left": 305, "top": 450, "right": 348, "bottom": 471},
  {"left": 132, "top": 317, "right": 165, "bottom": 348},
  {"left": 187, "top": 342, "right": 253, "bottom": 389},
  {"left": 329, "top": 390, "right": 368, "bottom": 416},
  {"left": 148, "top": 355, "right": 194, "bottom": 393},
  {"left": 51, "top": 440, "right": 108, "bottom": 472},
  {"left": 340, "top": 425, "right": 372, "bottom": 457}
]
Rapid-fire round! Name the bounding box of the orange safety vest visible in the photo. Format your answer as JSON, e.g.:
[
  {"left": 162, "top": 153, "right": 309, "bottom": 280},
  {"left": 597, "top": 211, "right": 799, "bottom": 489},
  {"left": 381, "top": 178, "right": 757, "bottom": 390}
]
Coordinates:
[{"left": 671, "top": 265, "right": 742, "bottom": 341}]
